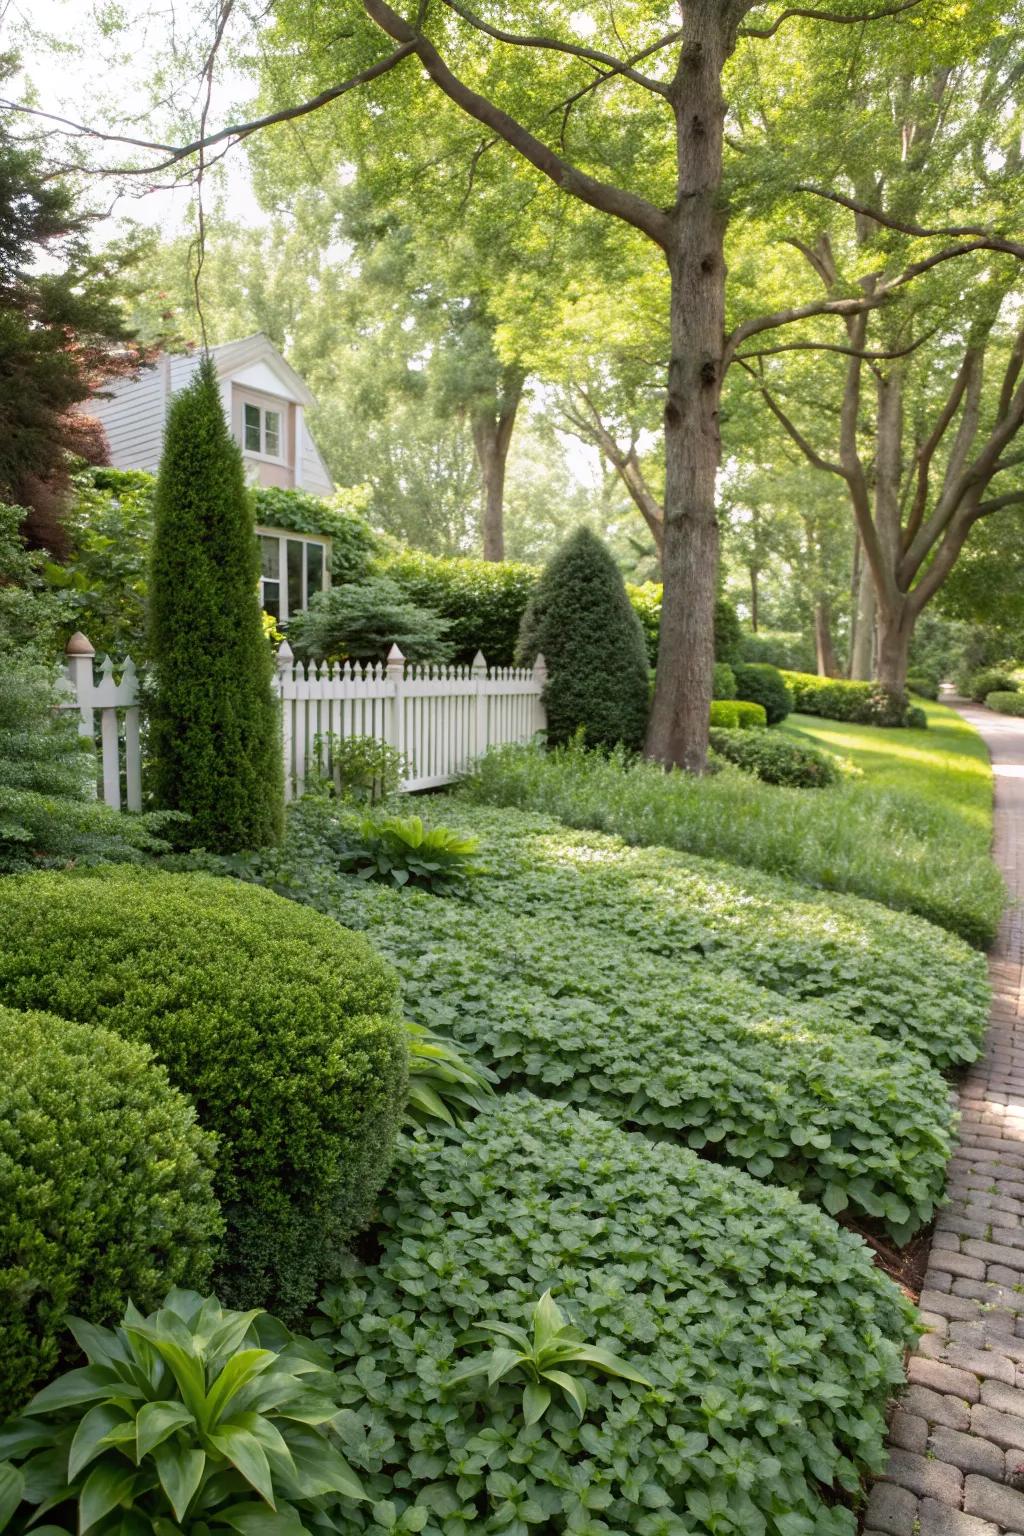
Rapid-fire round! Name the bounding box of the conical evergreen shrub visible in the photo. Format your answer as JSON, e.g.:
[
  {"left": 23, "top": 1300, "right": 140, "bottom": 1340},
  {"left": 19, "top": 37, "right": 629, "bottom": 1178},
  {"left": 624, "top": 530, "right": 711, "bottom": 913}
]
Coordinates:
[
  {"left": 516, "top": 526, "right": 650, "bottom": 750},
  {"left": 147, "top": 357, "right": 282, "bottom": 850}
]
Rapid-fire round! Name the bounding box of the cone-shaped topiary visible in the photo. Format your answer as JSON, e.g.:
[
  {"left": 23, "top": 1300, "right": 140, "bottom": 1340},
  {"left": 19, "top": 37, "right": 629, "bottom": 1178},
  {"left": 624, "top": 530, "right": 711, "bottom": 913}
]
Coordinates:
[
  {"left": 147, "top": 356, "right": 282, "bottom": 850},
  {"left": 516, "top": 526, "right": 650, "bottom": 750}
]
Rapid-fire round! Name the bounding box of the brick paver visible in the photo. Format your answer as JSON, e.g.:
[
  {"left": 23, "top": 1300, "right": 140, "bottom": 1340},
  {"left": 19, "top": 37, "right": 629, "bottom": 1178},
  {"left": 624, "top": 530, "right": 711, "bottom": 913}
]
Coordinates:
[{"left": 866, "top": 699, "right": 1024, "bottom": 1534}]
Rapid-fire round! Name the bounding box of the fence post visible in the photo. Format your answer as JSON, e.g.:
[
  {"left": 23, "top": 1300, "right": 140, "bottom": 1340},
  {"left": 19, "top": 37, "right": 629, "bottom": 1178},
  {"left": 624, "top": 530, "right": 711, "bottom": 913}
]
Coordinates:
[
  {"left": 386, "top": 644, "right": 406, "bottom": 769},
  {"left": 64, "top": 632, "right": 96, "bottom": 741},
  {"left": 122, "top": 656, "right": 142, "bottom": 812},
  {"left": 532, "top": 653, "right": 548, "bottom": 734},
  {"left": 471, "top": 650, "right": 488, "bottom": 758},
  {"left": 276, "top": 640, "right": 294, "bottom": 802}
]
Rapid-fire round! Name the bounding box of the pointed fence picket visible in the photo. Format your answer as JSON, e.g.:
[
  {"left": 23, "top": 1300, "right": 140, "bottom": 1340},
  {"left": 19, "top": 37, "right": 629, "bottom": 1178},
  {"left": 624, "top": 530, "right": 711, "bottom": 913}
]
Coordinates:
[{"left": 59, "top": 633, "right": 546, "bottom": 811}]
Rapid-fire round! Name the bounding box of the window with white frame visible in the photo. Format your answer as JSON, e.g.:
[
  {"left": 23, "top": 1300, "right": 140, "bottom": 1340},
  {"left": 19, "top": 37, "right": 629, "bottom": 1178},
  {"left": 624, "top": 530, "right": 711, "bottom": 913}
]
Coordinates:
[
  {"left": 243, "top": 401, "right": 283, "bottom": 460},
  {"left": 257, "top": 528, "right": 330, "bottom": 622}
]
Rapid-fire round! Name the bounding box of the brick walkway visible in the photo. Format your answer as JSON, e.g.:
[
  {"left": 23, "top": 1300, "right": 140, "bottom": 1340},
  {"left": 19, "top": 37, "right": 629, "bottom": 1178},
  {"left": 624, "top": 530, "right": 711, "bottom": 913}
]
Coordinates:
[{"left": 865, "top": 700, "right": 1024, "bottom": 1536}]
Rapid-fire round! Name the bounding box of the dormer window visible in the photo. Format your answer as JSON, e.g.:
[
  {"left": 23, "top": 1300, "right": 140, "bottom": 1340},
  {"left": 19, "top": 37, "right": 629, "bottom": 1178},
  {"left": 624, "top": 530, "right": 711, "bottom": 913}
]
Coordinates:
[{"left": 244, "top": 402, "right": 283, "bottom": 460}]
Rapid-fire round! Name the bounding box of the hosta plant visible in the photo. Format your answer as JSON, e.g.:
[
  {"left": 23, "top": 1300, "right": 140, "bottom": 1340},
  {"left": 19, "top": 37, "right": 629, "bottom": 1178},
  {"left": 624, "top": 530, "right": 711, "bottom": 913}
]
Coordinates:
[
  {"left": 404, "top": 1020, "right": 495, "bottom": 1129},
  {"left": 0, "top": 1290, "right": 364, "bottom": 1536},
  {"left": 449, "top": 1290, "right": 652, "bottom": 1426},
  {"left": 337, "top": 814, "right": 481, "bottom": 896}
]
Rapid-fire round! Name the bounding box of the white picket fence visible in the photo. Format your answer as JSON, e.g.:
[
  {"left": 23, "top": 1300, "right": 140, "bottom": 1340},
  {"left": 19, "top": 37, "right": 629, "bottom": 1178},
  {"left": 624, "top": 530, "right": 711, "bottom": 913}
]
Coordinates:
[{"left": 60, "top": 632, "right": 547, "bottom": 810}]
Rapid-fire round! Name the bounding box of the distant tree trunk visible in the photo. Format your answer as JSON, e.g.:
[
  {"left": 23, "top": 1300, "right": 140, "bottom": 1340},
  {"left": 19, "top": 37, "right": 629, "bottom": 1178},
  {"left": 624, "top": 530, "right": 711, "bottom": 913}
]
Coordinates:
[
  {"left": 850, "top": 553, "right": 876, "bottom": 679},
  {"left": 470, "top": 367, "right": 524, "bottom": 562},
  {"left": 814, "top": 598, "right": 839, "bottom": 676},
  {"left": 749, "top": 564, "right": 759, "bottom": 631}
]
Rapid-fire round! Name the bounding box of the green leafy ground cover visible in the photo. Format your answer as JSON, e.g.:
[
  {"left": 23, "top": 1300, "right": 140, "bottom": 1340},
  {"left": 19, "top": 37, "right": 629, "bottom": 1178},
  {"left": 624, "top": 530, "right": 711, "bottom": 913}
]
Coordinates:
[
  {"left": 461, "top": 718, "right": 1002, "bottom": 946},
  {"left": 217, "top": 800, "right": 963, "bottom": 1242},
  {"left": 315, "top": 1096, "right": 915, "bottom": 1536}
]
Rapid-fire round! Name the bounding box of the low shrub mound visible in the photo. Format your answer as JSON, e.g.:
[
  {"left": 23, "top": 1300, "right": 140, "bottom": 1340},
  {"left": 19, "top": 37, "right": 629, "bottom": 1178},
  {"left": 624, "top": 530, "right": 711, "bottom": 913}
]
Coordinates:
[
  {"left": 712, "top": 659, "right": 737, "bottom": 698},
  {"left": 986, "top": 691, "right": 1024, "bottom": 717},
  {"left": 907, "top": 673, "right": 940, "bottom": 700},
  {"left": 733, "top": 661, "right": 793, "bottom": 724},
  {"left": 781, "top": 672, "right": 921, "bottom": 728},
  {"left": 0, "top": 1005, "right": 221, "bottom": 1416},
  {"left": 709, "top": 699, "right": 740, "bottom": 727},
  {"left": 709, "top": 727, "right": 840, "bottom": 787},
  {"left": 733, "top": 699, "right": 768, "bottom": 729},
  {"left": 231, "top": 803, "right": 957, "bottom": 1242},
  {"left": 463, "top": 738, "right": 1003, "bottom": 947},
  {"left": 0, "top": 869, "right": 408, "bottom": 1320},
  {"left": 969, "top": 668, "right": 1018, "bottom": 703},
  {"left": 316, "top": 1096, "right": 915, "bottom": 1536}
]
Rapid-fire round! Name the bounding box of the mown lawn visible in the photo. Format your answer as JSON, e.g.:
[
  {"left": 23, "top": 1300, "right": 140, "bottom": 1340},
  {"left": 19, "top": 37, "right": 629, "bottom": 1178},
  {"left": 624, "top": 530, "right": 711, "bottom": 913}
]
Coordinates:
[{"left": 780, "top": 697, "right": 994, "bottom": 846}]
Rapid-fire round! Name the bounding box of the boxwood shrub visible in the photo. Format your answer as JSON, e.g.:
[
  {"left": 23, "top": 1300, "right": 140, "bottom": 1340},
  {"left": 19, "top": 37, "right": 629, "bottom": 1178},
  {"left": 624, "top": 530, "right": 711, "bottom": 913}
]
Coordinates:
[
  {"left": 233, "top": 804, "right": 957, "bottom": 1241},
  {"left": 986, "top": 690, "right": 1024, "bottom": 717},
  {"left": 969, "top": 668, "right": 1018, "bottom": 703},
  {"left": 781, "top": 672, "right": 921, "bottom": 728},
  {"left": 712, "top": 660, "right": 737, "bottom": 699},
  {"left": 733, "top": 699, "right": 767, "bottom": 729},
  {"left": 732, "top": 662, "right": 793, "bottom": 724},
  {"left": 709, "top": 699, "right": 740, "bottom": 727},
  {"left": 907, "top": 673, "right": 939, "bottom": 700},
  {"left": 382, "top": 549, "right": 539, "bottom": 666},
  {"left": 0, "top": 869, "right": 408, "bottom": 1320},
  {"left": 0, "top": 1005, "right": 221, "bottom": 1415},
  {"left": 316, "top": 1096, "right": 915, "bottom": 1536},
  {"left": 709, "top": 727, "right": 840, "bottom": 787}
]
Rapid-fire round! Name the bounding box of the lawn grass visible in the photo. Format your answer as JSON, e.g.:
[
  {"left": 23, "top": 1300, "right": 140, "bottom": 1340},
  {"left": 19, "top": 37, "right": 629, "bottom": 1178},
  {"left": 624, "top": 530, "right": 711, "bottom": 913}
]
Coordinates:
[{"left": 780, "top": 697, "right": 994, "bottom": 846}]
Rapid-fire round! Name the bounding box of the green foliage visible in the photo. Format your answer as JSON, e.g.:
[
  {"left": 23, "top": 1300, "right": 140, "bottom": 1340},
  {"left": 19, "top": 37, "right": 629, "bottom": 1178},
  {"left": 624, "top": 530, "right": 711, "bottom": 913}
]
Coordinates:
[
  {"left": 0, "top": 1288, "right": 364, "bottom": 1533},
  {"left": 986, "top": 691, "right": 1024, "bottom": 717},
  {"left": 712, "top": 595, "right": 743, "bottom": 666},
  {"left": 320, "top": 734, "right": 407, "bottom": 804},
  {"left": 907, "top": 673, "right": 940, "bottom": 700},
  {"left": 732, "top": 663, "right": 792, "bottom": 725},
  {"left": 733, "top": 700, "right": 768, "bottom": 729},
  {"left": 709, "top": 728, "right": 840, "bottom": 788},
  {"left": 147, "top": 360, "right": 283, "bottom": 852},
  {"left": 449, "top": 1289, "right": 652, "bottom": 1429},
  {"left": 625, "top": 583, "right": 742, "bottom": 668},
  {"left": 0, "top": 503, "right": 69, "bottom": 658},
  {"left": 312, "top": 1096, "right": 914, "bottom": 1535},
  {"left": 709, "top": 700, "right": 739, "bottom": 727},
  {"left": 738, "top": 630, "right": 816, "bottom": 672},
  {"left": 516, "top": 528, "right": 649, "bottom": 750},
  {"left": 325, "top": 812, "right": 481, "bottom": 896},
  {"left": 254, "top": 486, "right": 379, "bottom": 584},
  {"left": 463, "top": 737, "right": 1003, "bottom": 947},
  {"left": 404, "top": 1019, "right": 496, "bottom": 1129},
  {"left": 0, "top": 657, "right": 173, "bottom": 873},
  {"left": 46, "top": 468, "right": 154, "bottom": 660},
  {"left": 782, "top": 672, "right": 922, "bottom": 729},
  {"left": 968, "top": 668, "right": 1018, "bottom": 702},
  {"left": 222, "top": 799, "right": 964, "bottom": 1240},
  {"left": 0, "top": 869, "right": 408, "bottom": 1320},
  {"left": 382, "top": 550, "right": 538, "bottom": 666},
  {"left": 712, "top": 660, "right": 737, "bottom": 699},
  {"left": 288, "top": 577, "right": 452, "bottom": 664},
  {"left": 0, "top": 1007, "right": 220, "bottom": 1417}
]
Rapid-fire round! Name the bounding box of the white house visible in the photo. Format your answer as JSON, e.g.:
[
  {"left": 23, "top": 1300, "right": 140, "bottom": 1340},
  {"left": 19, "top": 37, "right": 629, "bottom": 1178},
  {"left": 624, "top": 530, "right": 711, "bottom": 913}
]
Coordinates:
[{"left": 86, "top": 333, "right": 337, "bottom": 623}]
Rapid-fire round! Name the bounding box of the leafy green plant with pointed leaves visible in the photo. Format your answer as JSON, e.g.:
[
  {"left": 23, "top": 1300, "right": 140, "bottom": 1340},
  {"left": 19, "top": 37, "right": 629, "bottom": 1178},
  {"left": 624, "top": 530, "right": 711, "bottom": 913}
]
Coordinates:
[
  {"left": 0, "top": 1290, "right": 364, "bottom": 1536},
  {"left": 448, "top": 1290, "right": 652, "bottom": 1428},
  {"left": 336, "top": 814, "right": 482, "bottom": 896},
  {"left": 403, "top": 1019, "right": 495, "bottom": 1129}
]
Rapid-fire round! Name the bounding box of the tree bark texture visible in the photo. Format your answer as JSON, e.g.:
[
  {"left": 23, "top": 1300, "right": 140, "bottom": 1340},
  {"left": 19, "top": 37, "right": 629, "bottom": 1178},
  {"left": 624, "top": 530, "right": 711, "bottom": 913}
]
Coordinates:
[{"left": 470, "top": 372, "right": 523, "bottom": 562}]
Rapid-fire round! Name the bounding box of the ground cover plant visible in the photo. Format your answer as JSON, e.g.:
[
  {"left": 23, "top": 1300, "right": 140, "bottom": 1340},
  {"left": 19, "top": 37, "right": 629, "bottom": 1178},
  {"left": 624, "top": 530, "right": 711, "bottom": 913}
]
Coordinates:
[
  {"left": 0, "top": 1007, "right": 221, "bottom": 1415},
  {"left": 313, "top": 1096, "right": 916, "bottom": 1536},
  {"left": 708, "top": 728, "right": 839, "bottom": 788},
  {"left": 0, "top": 868, "right": 408, "bottom": 1320},
  {"left": 462, "top": 727, "right": 1002, "bottom": 947},
  {"left": 219, "top": 801, "right": 958, "bottom": 1242}
]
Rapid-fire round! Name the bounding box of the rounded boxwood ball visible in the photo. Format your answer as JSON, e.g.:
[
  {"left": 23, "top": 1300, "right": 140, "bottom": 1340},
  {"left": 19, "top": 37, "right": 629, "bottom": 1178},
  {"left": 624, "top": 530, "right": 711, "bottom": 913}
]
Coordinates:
[
  {"left": 0, "top": 869, "right": 408, "bottom": 1320},
  {"left": 0, "top": 1004, "right": 221, "bottom": 1415}
]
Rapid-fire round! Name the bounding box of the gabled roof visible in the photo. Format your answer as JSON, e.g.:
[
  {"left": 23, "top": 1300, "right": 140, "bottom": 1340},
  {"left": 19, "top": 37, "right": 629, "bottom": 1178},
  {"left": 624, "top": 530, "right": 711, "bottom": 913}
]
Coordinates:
[{"left": 206, "top": 333, "right": 318, "bottom": 409}]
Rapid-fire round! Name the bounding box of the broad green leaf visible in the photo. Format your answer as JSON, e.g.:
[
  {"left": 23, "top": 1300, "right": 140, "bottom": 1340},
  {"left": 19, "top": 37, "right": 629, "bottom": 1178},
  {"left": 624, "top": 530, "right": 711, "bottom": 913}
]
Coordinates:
[
  {"left": 0, "top": 1422, "right": 56, "bottom": 1460},
  {"left": 569, "top": 1346, "right": 653, "bottom": 1386},
  {"left": 204, "top": 1353, "right": 277, "bottom": 1429},
  {"left": 522, "top": 1383, "right": 551, "bottom": 1427},
  {"left": 153, "top": 1442, "right": 205, "bottom": 1522},
  {"left": 69, "top": 1404, "right": 133, "bottom": 1481},
  {"left": 126, "top": 1335, "right": 206, "bottom": 1423},
  {"left": 136, "top": 1401, "right": 196, "bottom": 1461},
  {"left": 275, "top": 1426, "right": 364, "bottom": 1502},
  {"left": 206, "top": 1426, "right": 274, "bottom": 1507},
  {"left": 64, "top": 1320, "right": 132, "bottom": 1374},
  {"left": 486, "top": 1349, "right": 522, "bottom": 1386},
  {"left": 0, "top": 1462, "right": 24, "bottom": 1533},
  {"left": 79, "top": 1461, "right": 139, "bottom": 1533},
  {"left": 213, "top": 1500, "right": 306, "bottom": 1536},
  {"left": 543, "top": 1370, "right": 587, "bottom": 1421},
  {"left": 531, "top": 1291, "right": 566, "bottom": 1351},
  {"left": 26, "top": 1368, "right": 125, "bottom": 1415}
]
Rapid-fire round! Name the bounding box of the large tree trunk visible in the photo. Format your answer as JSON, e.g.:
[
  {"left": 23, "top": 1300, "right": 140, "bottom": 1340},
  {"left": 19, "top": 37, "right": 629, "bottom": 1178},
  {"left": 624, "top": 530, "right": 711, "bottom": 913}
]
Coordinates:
[
  {"left": 646, "top": 7, "right": 729, "bottom": 773},
  {"left": 875, "top": 600, "right": 914, "bottom": 692},
  {"left": 814, "top": 599, "right": 839, "bottom": 677},
  {"left": 470, "top": 370, "right": 524, "bottom": 562},
  {"left": 850, "top": 550, "right": 876, "bottom": 678}
]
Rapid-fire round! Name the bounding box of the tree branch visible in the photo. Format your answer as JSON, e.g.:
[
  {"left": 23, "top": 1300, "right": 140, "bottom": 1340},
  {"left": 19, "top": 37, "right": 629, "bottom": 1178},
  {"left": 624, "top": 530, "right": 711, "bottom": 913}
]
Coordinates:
[
  {"left": 735, "top": 332, "right": 931, "bottom": 363},
  {"left": 739, "top": 362, "right": 848, "bottom": 478},
  {"left": 362, "top": 0, "right": 673, "bottom": 248},
  {"left": 739, "top": 0, "right": 927, "bottom": 40},
  {"left": 795, "top": 184, "right": 1024, "bottom": 259},
  {"left": 438, "top": 1, "right": 676, "bottom": 96}
]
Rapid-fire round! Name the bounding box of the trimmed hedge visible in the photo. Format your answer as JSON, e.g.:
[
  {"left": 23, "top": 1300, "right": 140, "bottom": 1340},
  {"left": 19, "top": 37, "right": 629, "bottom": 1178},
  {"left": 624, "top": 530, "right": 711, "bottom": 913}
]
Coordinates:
[
  {"left": 0, "top": 1005, "right": 221, "bottom": 1415},
  {"left": 782, "top": 671, "right": 922, "bottom": 728},
  {"left": 733, "top": 662, "right": 793, "bottom": 724},
  {"left": 0, "top": 869, "right": 408, "bottom": 1320},
  {"left": 734, "top": 699, "right": 768, "bottom": 729},
  {"left": 968, "top": 668, "right": 1018, "bottom": 703},
  {"left": 382, "top": 549, "right": 538, "bottom": 666},
  {"left": 232, "top": 801, "right": 959, "bottom": 1242},
  {"left": 738, "top": 628, "right": 816, "bottom": 672},
  {"left": 710, "top": 699, "right": 740, "bottom": 727},
  {"left": 986, "top": 691, "right": 1024, "bottom": 717},
  {"left": 712, "top": 660, "right": 737, "bottom": 698},
  {"left": 516, "top": 528, "right": 650, "bottom": 750},
  {"left": 907, "top": 673, "right": 940, "bottom": 700},
  {"left": 316, "top": 1097, "right": 915, "bottom": 1536},
  {"left": 710, "top": 727, "right": 840, "bottom": 787}
]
